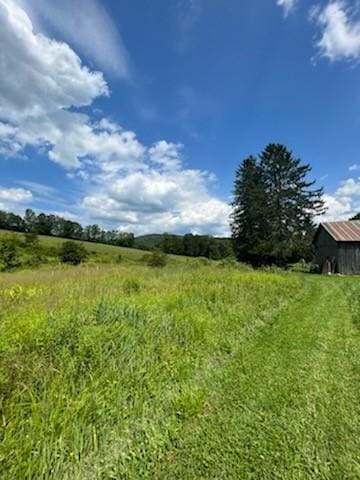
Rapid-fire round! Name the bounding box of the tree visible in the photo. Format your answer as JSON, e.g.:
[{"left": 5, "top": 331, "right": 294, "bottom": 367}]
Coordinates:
[
  {"left": 146, "top": 250, "right": 168, "bottom": 267},
  {"left": 116, "top": 232, "right": 135, "bottom": 248},
  {"left": 161, "top": 233, "right": 183, "bottom": 255},
  {"left": 231, "top": 144, "right": 325, "bottom": 266},
  {"left": 35, "top": 213, "right": 53, "bottom": 235},
  {"left": 350, "top": 213, "right": 360, "bottom": 221},
  {"left": 0, "top": 234, "right": 21, "bottom": 271},
  {"left": 5, "top": 213, "right": 25, "bottom": 232},
  {"left": 231, "top": 156, "right": 267, "bottom": 265},
  {"left": 0, "top": 210, "right": 8, "bottom": 229},
  {"left": 183, "top": 234, "right": 196, "bottom": 257},
  {"left": 24, "top": 208, "right": 37, "bottom": 233},
  {"left": 59, "top": 241, "right": 88, "bottom": 265}
]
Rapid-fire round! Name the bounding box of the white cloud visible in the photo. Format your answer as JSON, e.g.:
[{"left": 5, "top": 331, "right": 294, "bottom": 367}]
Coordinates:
[
  {"left": 0, "top": 0, "right": 143, "bottom": 170},
  {"left": 321, "top": 178, "right": 360, "bottom": 221},
  {"left": 149, "top": 141, "right": 183, "bottom": 170},
  {"left": 18, "top": 0, "right": 130, "bottom": 78},
  {"left": 336, "top": 177, "right": 360, "bottom": 196},
  {"left": 0, "top": 187, "right": 32, "bottom": 211},
  {"left": 82, "top": 143, "right": 231, "bottom": 236},
  {"left": 0, "top": 0, "right": 230, "bottom": 236},
  {"left": 349, "top": 164, "right": 360, "bottom": 171},
  {"left": 322, "top": 193, "right": 353, "bottom": 221},
  {"left": 311, "top": 1, "right": 360, "bottom": 62},
  {"left": 0, "top": 187, "right": 32, "bottom": 203},
  {"left": 277, "top": 0, "right": 298, "bottom": 17},
  {"left": 0, "top": 0, "right": 108, "bottom": 119}
]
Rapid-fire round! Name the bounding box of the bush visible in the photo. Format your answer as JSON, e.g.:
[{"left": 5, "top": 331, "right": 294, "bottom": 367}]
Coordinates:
[
  {"left": 146, "top": 250, "right": 168, "bottom": 267},
  {"left": 0, "top": 234, "right": 21, "bottom": 271},
  {"left": 59, "top": 241, "right": 88, "bottom": 265},
  {"left": 24, "top": 254, "right": 48, "bottom": 268},
  {"left": 23, "top": 232, "right": 39, "bottom": 249},
  {"left": 123, "top": 278, "right": 141, "bottom": 294}
]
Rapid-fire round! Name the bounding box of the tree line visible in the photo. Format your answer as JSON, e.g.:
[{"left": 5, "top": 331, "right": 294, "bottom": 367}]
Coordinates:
[
  {"left": 0, "top": 209, "right": 234, "bottom": 260},
  {"left": 160, "top": 233, "right": 234, "bottom": 260},
  {"left": 0, "top": 209, "right": 135, "bottom": 248},
  {"left": 231, "top": 143, "right": 326, "bottom": 266}
]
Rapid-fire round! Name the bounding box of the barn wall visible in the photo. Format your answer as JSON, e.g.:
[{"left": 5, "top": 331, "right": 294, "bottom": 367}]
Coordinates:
[
  {"left": 338, "top": 243, "right": 360, "bottom": 275},
  {"left": 315, "top": 227, "right": 339, "bottom": 272}
]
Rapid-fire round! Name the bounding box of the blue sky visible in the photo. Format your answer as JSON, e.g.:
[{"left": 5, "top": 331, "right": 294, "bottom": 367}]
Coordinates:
[{"left": 1, "top": 0, "right": 360, "bottom": 235}]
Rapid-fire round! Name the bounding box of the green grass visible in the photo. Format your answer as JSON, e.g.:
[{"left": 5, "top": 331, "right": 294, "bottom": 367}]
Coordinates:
[
  {"left": 0, "top": 263, "right": 359, "bottom": 479},
  {"left": 0, "top": 229, "right": 190, "bottom": 268},
  {"left": 0, "top": 228, "right": 147, "bottom": 257}
]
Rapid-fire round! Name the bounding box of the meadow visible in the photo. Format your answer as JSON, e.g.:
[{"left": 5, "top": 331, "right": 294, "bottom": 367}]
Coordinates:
[
  {"left": 1, "top": 257, "right": 360, "bottom": 479},
  {"left": 0, "top": 229, "right": 155, "bottom": 267}
]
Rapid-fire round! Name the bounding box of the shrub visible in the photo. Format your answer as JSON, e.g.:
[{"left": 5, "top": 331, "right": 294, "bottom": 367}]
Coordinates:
[
  {"left": 0, "top": 234, "right": 21, "bottom": 271},
  {"left": 24, "top": 254, "right": 48, "bottom": 268},
  {"left": 123, "top": 278, "right": 141, "bottom": 294},
  {"left": 23, "top": 232, "right": 39, "bottom": 249},
  {"left": 147, "top": 250, "right": 168, "bottom": 267},
  {"left": 59, "top": 241, "right": 88, "bottom": 265}
]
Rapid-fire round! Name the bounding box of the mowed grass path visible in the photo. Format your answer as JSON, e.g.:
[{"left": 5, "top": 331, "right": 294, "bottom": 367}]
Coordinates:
[
  {"left": 1, "top": 266, "right": 359, "bottom": 479},
  {"left": 154, "top": 277, "right": 360, "bottom": 479}
]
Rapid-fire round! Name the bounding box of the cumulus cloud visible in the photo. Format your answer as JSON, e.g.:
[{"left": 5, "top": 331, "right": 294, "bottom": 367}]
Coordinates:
[
  {"left": 0, "top": 0, "right": 230, "bottom": 236},
  {"left": 82, "top": 142, "right": 231, "bottom": 236},
  {"left": 0, "top": 187, "right": 32, "bottom": 211},
  {"left": 321, "top": 178, "right": 360, "bottom": 221},
  {"left": 149, "top": 141, "right": 183, "bottom": 170},
  {"left": 336, "top": 177, "right": 360, "bottom": 197},
  {"left": 311, "top": 1, "right": 360, "bottom": 62},
  {"left": 0, "top": 0, "right": 144, "bottom": 170},
  {"left": 277, "top": 0, "right": 298, "bottom": 17},
  {"left": 18, "top": 0, "right": 130, "bottom": 78}
]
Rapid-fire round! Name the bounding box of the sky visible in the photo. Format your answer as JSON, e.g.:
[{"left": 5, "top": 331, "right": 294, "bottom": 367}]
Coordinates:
[{"left": 1, "top": 0, "right": 360, "bottom": 236}]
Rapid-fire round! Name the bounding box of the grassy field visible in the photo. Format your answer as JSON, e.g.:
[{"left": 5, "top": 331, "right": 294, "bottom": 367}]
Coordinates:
[
  {"left": 0, "top": 229, "right": 191, "bottom": 268},
  {"left": 1, "top": 262, "right": 359, "bottom": 479},
  {"left": 0, "top": 229, "right": 149, "bottom": 261}
]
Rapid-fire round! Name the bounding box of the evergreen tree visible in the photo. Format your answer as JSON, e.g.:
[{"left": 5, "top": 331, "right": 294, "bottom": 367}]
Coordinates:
[
  {"left": 230, "top": 156, "right": 267, "bottom": 265},
  {"left": 231, "top": 144, "right": 325, "bottom": 266}
]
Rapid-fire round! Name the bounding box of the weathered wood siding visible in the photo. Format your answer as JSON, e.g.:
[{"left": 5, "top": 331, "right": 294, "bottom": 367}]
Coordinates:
[
  {"left": 338, "top": 243, "right": 360, "bottom": 275},
  {"left": 315, "top": 227, "right": 339, "bottom": 272}
]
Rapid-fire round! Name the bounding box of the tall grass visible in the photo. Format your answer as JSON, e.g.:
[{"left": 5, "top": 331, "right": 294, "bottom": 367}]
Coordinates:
[{"left": 0, "top": 264, "right": 300, "bottom": 479}]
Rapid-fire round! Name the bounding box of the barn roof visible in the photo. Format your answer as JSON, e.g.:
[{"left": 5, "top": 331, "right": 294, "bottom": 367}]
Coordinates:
[{"left": 319, "top": 221, "right": 360, "bottom": 242}]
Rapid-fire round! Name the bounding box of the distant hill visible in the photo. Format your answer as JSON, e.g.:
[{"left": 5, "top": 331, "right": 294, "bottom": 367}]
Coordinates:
[
  {"left": 135, "top": 233, "right": 231, "bottom": 250},
  {"left": 134, "top": 234, "right": 165, "bottom": 250}
]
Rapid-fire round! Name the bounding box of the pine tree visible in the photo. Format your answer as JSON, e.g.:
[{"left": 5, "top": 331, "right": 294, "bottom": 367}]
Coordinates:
[
  {"left": 231, "top": 145, "right": 325, "bottom": 266},
  {"left": 259, "top": 144, "right": 324, "bottom": 265},
  {"left": 230, "top": 156, "right": 267, "bottom": 265}
]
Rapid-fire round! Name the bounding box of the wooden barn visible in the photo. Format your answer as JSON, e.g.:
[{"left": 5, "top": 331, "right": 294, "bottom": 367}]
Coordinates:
[{"left": 314, "top": 221, "right": 360, "bottom": 275}]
